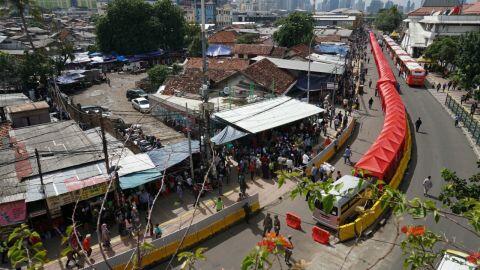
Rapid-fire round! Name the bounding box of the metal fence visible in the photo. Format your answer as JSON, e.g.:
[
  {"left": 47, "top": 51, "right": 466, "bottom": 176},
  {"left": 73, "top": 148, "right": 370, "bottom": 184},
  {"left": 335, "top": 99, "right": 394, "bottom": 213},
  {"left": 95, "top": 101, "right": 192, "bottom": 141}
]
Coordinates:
[{"left": 445, "top": 94, "right": 480, "bottom": 145}]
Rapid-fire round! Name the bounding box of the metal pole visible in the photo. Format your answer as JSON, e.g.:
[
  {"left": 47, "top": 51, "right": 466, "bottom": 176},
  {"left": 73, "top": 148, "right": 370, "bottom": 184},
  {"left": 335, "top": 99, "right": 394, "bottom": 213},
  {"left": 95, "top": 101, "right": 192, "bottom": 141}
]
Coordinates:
[
  {"left": 186, "top": 103, "right": 195, "bottom": 180},
  {"left": 35, "top": 148, "right": 51, "bottom": 218},
  {"left": 307, "top": 18, "right": 315, "bottom": 103},
  {"left": 200, "top": 0, "right": 207, "bottom": 81}
]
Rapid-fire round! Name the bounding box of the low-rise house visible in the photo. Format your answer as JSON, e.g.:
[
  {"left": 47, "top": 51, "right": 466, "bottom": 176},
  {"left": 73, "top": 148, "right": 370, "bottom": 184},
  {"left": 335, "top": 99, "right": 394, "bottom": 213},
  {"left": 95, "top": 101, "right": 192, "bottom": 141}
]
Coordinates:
[
  {"left": 208, "top": 30, "right": 238, "bottom": 47},
  {"left": 233, "top": 44, "right": 287, "bottom": 59},
  {"left": 5, "top": 101, "right": 51, "bottom": 128}
]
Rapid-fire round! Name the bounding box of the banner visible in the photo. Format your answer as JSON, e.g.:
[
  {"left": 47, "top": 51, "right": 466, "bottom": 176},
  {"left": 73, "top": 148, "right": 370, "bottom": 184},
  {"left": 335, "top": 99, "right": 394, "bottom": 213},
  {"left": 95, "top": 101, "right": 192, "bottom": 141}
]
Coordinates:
[{"left": 0, "top": 200, "right": 26, "bottom": 226}]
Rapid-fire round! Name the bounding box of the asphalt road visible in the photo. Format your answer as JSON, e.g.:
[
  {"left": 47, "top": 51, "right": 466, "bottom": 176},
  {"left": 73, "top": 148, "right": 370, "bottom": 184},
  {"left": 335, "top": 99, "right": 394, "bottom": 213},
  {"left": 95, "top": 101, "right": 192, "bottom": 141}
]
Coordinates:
[{"left": 381, "top": 47, "right": 479, "bottom": 268}]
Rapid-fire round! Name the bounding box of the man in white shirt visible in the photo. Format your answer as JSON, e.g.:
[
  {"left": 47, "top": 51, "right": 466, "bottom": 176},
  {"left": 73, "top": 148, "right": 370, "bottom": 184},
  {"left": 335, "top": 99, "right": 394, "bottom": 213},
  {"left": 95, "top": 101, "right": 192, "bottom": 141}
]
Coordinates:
[
  {"left": 423, "top": 176, "right": 433, "bottom": 196},
  {"left": 302, "top": 153, "right": 310, "bottom": 166}
]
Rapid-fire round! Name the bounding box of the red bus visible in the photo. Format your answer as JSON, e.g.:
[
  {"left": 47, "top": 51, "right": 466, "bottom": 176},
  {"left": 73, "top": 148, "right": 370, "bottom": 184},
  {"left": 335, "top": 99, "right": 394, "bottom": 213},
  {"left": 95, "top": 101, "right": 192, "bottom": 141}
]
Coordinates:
[{"left": 404, "top": 62, "right": 426, "bottom": 86}]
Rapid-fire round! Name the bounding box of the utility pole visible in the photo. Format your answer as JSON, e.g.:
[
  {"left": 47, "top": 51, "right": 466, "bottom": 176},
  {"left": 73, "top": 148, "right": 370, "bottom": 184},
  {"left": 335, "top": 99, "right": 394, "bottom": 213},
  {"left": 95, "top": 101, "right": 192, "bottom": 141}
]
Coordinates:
[
  {"left": 100, "top": 116, "right": 109, "bottom": 172},
  {"left": 35, "top": 148, "right": 51, "bottom": 218},
  {"left": 186, "top": 103, "right": 195, "bottom": 180},
  {"left": 200, "top": 0, "right": 211, "bottom": 164}
]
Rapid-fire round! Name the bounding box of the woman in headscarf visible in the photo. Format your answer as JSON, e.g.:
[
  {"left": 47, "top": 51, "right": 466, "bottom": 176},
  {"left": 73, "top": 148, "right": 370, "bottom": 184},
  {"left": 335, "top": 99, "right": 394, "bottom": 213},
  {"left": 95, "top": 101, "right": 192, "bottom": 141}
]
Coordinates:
[{"left": 101, "top": 223, "right": 111, "bottom": 248}]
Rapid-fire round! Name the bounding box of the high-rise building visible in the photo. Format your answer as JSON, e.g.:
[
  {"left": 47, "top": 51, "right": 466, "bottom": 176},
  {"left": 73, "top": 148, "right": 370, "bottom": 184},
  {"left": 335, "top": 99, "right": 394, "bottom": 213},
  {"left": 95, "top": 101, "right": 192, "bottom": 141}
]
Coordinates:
[
  {"left": 367, "top": 0, "right": 384, "bottom": 13},
  {"left": 355, "top": 0, "right": 365, "bottom": 11},
  {"left": 328, "top": 0, "right": 339, "bottom": 10},
  {"left": 384, "top": 0, "right": 394, "bottom": 8},
  {"left": 345, "top": 0, "right": 353, "bottom": 8}
]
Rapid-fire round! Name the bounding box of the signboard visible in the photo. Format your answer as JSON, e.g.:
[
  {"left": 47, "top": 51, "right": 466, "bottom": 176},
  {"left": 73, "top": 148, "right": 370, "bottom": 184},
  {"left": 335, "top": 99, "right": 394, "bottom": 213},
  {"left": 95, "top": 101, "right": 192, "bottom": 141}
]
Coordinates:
[{"left": 0, "top": 200, "right": 27, "bottom": 226}]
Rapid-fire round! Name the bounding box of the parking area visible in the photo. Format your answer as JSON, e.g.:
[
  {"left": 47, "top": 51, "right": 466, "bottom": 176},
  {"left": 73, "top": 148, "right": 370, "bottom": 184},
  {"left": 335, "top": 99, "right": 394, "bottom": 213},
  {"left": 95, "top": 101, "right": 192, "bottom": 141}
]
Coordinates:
[{"left": 70, "top": 72, "right": 184, "bottom": 143}]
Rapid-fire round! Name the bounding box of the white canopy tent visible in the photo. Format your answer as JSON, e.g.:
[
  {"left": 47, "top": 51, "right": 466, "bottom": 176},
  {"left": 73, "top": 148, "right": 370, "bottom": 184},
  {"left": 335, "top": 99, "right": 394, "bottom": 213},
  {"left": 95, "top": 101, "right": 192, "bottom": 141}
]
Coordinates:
[{"left": 213, "top": 97, "right": 325, "bottom": 134}]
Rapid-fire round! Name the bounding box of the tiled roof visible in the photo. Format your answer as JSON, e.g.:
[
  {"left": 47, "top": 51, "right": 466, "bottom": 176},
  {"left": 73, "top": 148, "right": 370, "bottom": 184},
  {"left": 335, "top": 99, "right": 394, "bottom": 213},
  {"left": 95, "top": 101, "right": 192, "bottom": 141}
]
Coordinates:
[
  {"left": 186, "top": 58, "right": 249, "bottom": 71},
  {"left": 408, "top": 6, "right": 451, "bottom": 16},
  {"left": 422, "top": 0, "right": 459, "bottom": 7},
  {"left": 208, "top": 31, "right": 237, "bottom": 44},
  {"left": 185, "top": 58, "right": 248, "bottom": 83},
  {"left": 241, "top": 59, "right": 296, "bottom": 94},
  {"left": 315, "top": 35, "right": 342, "bottom": 43},
  {"left": 289, "top": 44, "right": 310, "bottom": 58},
  {"left": 463, "top": 2, "right": 480, "bottom": 14},
  {"left": 163, "top": 71, "right": 203, "bottom": 96},
  {"left": 271, "top": 46, "right": 287, "bottom": 58},
  {"left": 233, "top": 44, "right": 273, "bottom": 55}
]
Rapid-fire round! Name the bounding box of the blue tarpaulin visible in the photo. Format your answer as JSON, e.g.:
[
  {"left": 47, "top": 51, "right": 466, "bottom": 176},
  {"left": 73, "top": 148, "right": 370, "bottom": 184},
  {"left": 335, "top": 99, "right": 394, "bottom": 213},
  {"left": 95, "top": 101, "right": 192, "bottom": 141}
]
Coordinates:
[
  {"left": 147, "top": 140, "right": 200, "bottom": 172},
  {"left": 207, "top": 44, "right": 232, "bottom": 57},
  {"left": 211, "top": 126, "right": 248, "bottom": 145},
  {"left": 119, "top": 168, "right": 162, "bottom": 189},
  {"left": 314, "top": 44, "right": 349, "bottom": 57}
]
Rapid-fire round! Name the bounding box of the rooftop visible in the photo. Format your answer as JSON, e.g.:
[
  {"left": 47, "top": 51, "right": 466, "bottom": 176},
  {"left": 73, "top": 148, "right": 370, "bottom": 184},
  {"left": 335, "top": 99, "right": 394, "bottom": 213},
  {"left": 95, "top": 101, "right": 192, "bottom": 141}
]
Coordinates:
[
  {"left": 185, "top": 57, "right": 249, "bottom": 71},
  {"left": 208, "top": 30, "right": 238, "bottom": 44},
  {"left": 0, "top": 93, "right": 31, "bottom": 108},
  {"left": 5, "top": 101, "right": 49, "bottom": 114},
  {"left": 251, "top": 56, "right": 345, "bottom": 75},
  {"left": 9, "top": 120, "right": 104, "bottom": 179},
  {"left": 233, "top": 44, "right": 287, "bottom": 57},
  {"left": 241, "top": 59, "right": 296, "bottom": 94}
]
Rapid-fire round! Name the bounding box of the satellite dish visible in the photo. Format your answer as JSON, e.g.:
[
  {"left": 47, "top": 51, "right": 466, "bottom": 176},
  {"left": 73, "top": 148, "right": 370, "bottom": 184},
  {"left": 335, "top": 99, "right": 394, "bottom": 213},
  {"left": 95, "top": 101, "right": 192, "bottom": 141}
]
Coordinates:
[{"left": 223, "top": 86, "right": 230, "bottom": 95}]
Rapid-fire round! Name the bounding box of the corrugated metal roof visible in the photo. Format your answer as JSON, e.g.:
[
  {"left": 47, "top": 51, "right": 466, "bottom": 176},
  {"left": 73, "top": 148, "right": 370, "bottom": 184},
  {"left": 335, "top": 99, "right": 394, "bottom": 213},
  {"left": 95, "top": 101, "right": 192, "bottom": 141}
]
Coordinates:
[
  {"left": 5, "top": 101, "right": 49, "bottom": 113},
  {"left": 0, "top": 93, "right": 31, "bottom": 108},
  {"left": 213, "top": 97, "right": 325, "bottom": 134},
  {"left": 252, "top": 56, "right": 345, "bottom": 75}
]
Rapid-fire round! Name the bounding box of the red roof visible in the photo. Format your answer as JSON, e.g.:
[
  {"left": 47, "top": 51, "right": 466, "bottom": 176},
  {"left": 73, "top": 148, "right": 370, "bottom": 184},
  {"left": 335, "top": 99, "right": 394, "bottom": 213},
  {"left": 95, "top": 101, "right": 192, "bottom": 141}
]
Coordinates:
[
  {"left": 241, "top": 59, "right": 296, "bottom": 94},
  {"left": 208, "top": 31, "right": 238, "bottom": 45},
  {"left": 185, "top": 58, "right": 249, "bottom": 83},
  {"left": 233, "top": 44, "right": 287, "bottom": 58},
  {"left": 463, "top": 2, "right": 480, "bottom": 14}
]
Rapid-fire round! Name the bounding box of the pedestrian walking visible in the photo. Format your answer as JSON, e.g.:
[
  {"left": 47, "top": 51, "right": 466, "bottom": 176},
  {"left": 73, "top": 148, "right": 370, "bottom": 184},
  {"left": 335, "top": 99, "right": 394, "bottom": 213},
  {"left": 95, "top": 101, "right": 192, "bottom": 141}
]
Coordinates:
[
  {"left": 101, "top": 223, "right": 111, "bottom": 248},
  {"left": 285, "top": 236, "right": 294, "bottom": 266},
  {"left": 176, "top": 184, "right": 183, "bottom": 202},
  {"left": 375, "top": 86, "right": 378, "bottom": 96},
  {"left": 471, "top": 102, "right": 477, "bottom": 116},
  {"left": 436, "top": 83, "right": 441, "bottom": 92},
  {"left": 368, "top": 97, "right": 374, "bottom": 109},
  {"left": 369, "top": 79, "right": 372, "bottom": 88},
  {"left": 415, "top": 117, "right": 422, "bottom": 132},
  {"left": 243, "top": 202, "right": 251, "bottom": 224},
  {"left": 454, "top": 114, "right": 460, "bottom": 127},
  {"left": 274, "top": 215, "right": 281, "bottom": 236},
  {"left": 336, "top": 170, "right": 342, "bottom": 180},
  {"left": 82, "top": 234, "right": 92, "bottom": 258},
  {"left": 154, "top": 223, "right": 163, "bottom": 239},
  {"left": 423, "top": 176, "right": 433, "bottom": 196},
  {"left": 448, "top": 80, "right": 452, "bottom": 90},
  {"left": 263, "top": 213, "right": 273, "bottom": 236},
  {"left": 442, "top": 83, "right": 447, "bottom": 92},
  {"left": 215, "top": 197, "right": 224, "bottom": 212},
  {"left": 344, "top": 145, "right": 352, "bottom": 165}
]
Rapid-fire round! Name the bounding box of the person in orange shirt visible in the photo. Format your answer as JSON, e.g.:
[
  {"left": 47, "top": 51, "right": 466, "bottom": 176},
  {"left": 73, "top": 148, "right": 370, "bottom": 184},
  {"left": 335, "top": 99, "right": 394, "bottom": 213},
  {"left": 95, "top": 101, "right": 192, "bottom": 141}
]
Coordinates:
[{"left": 83, "top": 234, "right": 92, "bottom": 257}]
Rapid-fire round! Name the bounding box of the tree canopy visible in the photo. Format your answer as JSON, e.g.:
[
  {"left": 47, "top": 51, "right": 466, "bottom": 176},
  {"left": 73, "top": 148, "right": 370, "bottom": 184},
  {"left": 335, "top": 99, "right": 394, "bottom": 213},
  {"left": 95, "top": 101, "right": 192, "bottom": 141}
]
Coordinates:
[
  {"left": 148, "top": 65, "right": 170, "bottom": 90},
  {"left": 424, "top": 36, "right": 458, "bottom": 68},
  {"left": 375, "top": 6, "right": 403, "bottom": 33},
  {"left": 273, "top": 12, "right": 314, "bottom": 48},
  {"left": 96, "top": 0, "right": 186, "bottom": 55},
  {"left": 454, "top": 31, "right": 480, "bottom": 91}
]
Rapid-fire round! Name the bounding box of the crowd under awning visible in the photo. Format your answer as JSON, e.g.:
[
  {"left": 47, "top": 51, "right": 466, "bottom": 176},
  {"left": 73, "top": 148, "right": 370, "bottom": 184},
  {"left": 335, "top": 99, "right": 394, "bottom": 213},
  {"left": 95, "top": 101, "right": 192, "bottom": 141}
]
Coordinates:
[
  {"left": 212, "top": 97, "right": 325, "bottom": 143},
  {"left": 211, "top": 125, "right": 248, "bottom": 145}
]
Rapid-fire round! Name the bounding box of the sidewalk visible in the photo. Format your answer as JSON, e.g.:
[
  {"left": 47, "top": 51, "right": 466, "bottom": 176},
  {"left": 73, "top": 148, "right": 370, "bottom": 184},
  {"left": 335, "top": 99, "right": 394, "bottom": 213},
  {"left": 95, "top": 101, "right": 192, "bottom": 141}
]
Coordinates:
[{"left": 425, "top": 73, "right": 480, "bottom": 158}]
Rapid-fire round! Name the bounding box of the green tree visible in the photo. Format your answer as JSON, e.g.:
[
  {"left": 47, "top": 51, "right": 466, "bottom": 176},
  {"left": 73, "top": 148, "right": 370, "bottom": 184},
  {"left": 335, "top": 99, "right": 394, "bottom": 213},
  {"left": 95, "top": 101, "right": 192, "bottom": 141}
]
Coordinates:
[
  {"left": 53, "top": 40, "right": 75, "bottom": 75},
  {"left": 0, "top": 52, "right": 21, "bottom": 89},
  {"left": 237, "top": 33, "right": 259, "bottom": 44},
  {"left": 96, "top": 0, "right": 157, "bottom": 55},
  {"left": 424, "top": 36, "right": 458, "bottom": 68},
  {"left": 185, "top": 24, "right": 203, "bottom": 57},
  {"left": 454, "top": 31, "right": 480, "bottom": 91},
  {"left": 96, "top": 0, "right": 187, "bottom": 55},
  {"left": 19, "top": 50, "right": 55, "bottom": 91},
  {"left": 7, "top": 224, "right": 47, "bottom": 269},
  {"left": 148, "top": 64, "right": 170, "bottom": 90},
  {"left": 151, "top": 0, "right": 186, "bottom": 51},
  {"left": 375, "top": 6, "right": 403, "bottom": 33},
  {"left": 273, "top": 12, "right": 314, "bottom": 48},
  {"left": 178, "top": 247, "right": 207, "bottom": 270}
]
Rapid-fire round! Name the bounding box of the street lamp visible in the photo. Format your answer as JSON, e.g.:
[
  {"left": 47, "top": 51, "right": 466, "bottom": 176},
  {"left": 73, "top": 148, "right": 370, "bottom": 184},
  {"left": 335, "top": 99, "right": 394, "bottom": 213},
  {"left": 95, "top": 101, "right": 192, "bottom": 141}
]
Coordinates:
[{"left": 307, "top": 34, "right": 316, "bottom": 103}]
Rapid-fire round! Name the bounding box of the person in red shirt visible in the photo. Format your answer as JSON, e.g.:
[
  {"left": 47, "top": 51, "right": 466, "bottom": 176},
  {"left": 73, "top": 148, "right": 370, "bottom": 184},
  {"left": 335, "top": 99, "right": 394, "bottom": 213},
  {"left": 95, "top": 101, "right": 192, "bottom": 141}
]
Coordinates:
[{"left": 83, "top": 234, "right": 92, "bottom": 257}]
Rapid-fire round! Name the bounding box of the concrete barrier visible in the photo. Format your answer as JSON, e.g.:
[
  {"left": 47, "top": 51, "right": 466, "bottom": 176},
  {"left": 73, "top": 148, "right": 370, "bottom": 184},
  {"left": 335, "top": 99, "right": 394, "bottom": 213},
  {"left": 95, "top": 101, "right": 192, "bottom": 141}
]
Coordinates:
[
  {"left": 338, "top": 123, "right": 412, "bottom": 241},
  {"left": 306, "top": 117, "right": 357, "bottom": 175},
  {"left": 91, "top": 194, "right": 260, "bottom": 269}
]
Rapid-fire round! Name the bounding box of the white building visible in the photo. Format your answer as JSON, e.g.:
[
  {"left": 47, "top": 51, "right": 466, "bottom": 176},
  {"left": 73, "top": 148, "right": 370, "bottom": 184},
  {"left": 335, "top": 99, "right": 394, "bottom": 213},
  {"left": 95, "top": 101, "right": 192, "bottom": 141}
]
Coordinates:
[
  {"left": 401, "top": 1, "right": 480, "bottom": 57},
  {"left": 216, "top": 4, "right": 233, "bottom": 27}
]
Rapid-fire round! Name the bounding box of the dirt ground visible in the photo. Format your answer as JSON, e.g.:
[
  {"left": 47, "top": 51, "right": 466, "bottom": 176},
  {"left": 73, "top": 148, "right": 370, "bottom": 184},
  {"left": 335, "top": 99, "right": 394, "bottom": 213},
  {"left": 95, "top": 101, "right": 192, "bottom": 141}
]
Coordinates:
[{"left": 70, "top": 72, "right": 184, "bottom": 143}]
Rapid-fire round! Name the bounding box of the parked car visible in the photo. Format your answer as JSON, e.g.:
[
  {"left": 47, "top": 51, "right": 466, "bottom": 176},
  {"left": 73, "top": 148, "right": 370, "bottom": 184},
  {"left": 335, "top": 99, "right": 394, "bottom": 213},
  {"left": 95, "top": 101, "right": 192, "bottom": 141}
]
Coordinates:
[
  {"left": 132, "top": 98, "right": 150, "bottom": 113},
  {"left": 126, "top": 88, "right": 148, "bottom": 101},
  {"left": 80, "top": 105, "right": 111, "bottom": 117}
]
